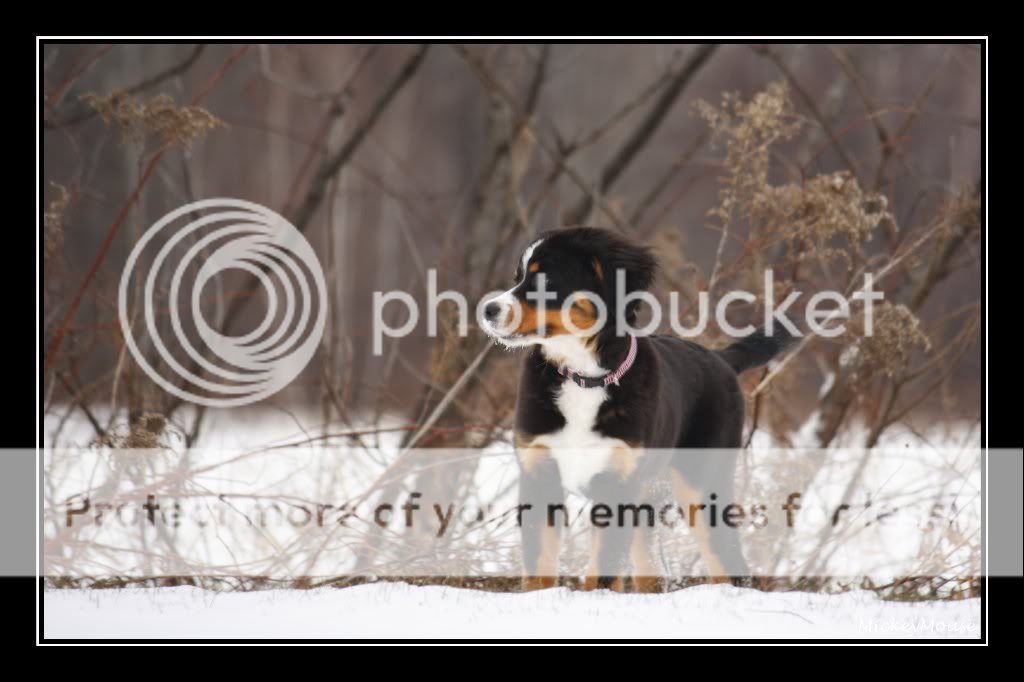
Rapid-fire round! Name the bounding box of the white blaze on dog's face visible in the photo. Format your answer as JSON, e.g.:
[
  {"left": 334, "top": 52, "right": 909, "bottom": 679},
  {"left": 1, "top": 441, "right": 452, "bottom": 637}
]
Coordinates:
[
  {"left": 481, "top": 237, "right": 605, "bottom": 355},
  {"left": 481, "top": 238, "right": 543, "bottom": 344},
  {"left": 482, "top": 228, "right": 656, "bottom": 373}
]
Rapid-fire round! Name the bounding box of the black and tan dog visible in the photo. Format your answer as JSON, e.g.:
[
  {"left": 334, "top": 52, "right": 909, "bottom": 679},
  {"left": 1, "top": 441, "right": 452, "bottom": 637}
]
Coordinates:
[{"left": 481, "top": 227, "right": 792, "bottom": 591}]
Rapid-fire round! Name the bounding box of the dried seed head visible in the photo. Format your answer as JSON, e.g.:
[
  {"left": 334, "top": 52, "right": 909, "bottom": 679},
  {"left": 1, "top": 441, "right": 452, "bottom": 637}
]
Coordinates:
[
  {"left": 843, "top": 303, "right": 931, "bottom": 381},
  {"left": 44, "top": 182, "right": 69, "bottom": 258},
  {"left": 82, "top": 92, "right": 223, "bottom": 147},
  {"left": 695, "top": 82, "right": 892, "bottom": 271}
]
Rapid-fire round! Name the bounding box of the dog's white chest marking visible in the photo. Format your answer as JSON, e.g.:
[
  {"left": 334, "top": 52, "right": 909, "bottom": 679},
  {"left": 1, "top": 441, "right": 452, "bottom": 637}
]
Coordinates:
[{"left": 533, "top": 381, "right": 629, "bottom": 495}]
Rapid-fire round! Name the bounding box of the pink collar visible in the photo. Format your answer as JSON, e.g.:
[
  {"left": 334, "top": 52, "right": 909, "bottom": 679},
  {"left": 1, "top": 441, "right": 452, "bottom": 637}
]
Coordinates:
[{"left": 557, "top": 334, "right": 638, "bottom": 389}]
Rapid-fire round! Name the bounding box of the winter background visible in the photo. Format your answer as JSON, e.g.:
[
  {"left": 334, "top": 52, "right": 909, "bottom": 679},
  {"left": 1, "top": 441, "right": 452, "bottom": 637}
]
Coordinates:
[{"left": 42, "top": 42, "right": 982, "bottom": 639}]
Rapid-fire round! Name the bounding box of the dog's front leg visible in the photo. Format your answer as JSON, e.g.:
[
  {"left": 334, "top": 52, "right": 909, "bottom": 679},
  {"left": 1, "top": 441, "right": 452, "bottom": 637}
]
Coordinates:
[
  {"left": 583, "top": 523, "right": 628, "bottom": 592},
  {"left": 581, "top": 446, "right": 643, "bottom": 592},
  {"left": 518, "top": 444, "right": 564, "bottom": 591}
]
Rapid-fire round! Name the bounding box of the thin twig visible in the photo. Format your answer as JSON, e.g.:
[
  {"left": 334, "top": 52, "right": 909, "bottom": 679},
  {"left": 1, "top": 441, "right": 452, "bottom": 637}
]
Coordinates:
[
  {"left": 565, "top": 44, "right": 719, "bottom": 225},
  {"left": 46, "top": 45, "right": 207, "bottom": 128},
  {"left": 753, "top": 45, "right": 858, "bottom": 174},
  {"left": 750, "top": 220, "right": 947, "bottom": 397}
]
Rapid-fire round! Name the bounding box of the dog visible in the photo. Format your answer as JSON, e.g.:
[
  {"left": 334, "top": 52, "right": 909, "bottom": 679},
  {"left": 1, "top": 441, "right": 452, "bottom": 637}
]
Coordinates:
[{"left": 481, "top": 227, "right": 793, "bottom": 592}]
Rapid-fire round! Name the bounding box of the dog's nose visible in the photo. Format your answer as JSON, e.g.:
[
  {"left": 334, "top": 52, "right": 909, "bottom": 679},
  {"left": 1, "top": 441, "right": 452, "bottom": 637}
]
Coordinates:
[{"left": 484, "top": 302, "right": 502, "bottom": 321}]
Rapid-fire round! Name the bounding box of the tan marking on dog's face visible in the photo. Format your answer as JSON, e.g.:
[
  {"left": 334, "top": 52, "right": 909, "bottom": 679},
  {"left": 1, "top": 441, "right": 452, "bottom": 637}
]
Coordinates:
[
  {"left": 571, "top": 294, "right": 598, "bottom": 322},
  {"left": 592, "top": 256, "right": 603, "bottom": 281},
  {"left": 528, "top": 261, "right": 540, "bottom": 273},
  {"left": 507, "top": 296, "right": 600, "bottom": 338}
]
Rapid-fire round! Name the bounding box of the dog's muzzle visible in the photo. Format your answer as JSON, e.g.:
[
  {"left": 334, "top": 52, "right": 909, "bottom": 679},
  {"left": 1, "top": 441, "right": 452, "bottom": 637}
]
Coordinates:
[{"left": 481, "top": 293, "right": 518, "bottom": 339}]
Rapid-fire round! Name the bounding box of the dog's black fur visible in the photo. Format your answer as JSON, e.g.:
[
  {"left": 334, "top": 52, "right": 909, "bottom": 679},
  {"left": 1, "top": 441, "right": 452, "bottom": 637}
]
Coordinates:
[{"left": 490, "top": 227, "right": 794, "bottom": 590}]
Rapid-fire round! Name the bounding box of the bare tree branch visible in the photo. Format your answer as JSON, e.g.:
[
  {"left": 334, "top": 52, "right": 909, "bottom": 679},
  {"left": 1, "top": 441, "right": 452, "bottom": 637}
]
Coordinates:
[
  {"left": 46, "top": 45, "right": 207, "bottom": 128},
  {"left": 565, "top": 44, "right": 719, "bottom": 225}
]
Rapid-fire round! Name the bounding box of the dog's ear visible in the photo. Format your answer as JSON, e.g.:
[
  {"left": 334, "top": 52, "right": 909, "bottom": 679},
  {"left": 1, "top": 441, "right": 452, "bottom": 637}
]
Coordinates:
[
  {"left": 597, "top": 236, "right": 658, "bottom": 324},
  {"left": 613, "top": 241, "right": 657, "bottom": 294}
]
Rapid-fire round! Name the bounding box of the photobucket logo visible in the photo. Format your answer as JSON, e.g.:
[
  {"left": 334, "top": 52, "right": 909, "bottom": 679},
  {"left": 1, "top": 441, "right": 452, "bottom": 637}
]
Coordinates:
[
  {"left": 118, "top": 199, "right": 326, "bottom": 407},
  {"left": 372, "top": 269, "right": 884, "bottom": 355}
]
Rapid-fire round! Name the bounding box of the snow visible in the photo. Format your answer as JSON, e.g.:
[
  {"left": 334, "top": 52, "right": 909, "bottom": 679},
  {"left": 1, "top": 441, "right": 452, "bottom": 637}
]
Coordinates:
[
  {"left": 43, "top": 408, "right": 982, "bottom": 640},
  {"left": 43, "top": 583, "right": 980, "bottom": 640}
]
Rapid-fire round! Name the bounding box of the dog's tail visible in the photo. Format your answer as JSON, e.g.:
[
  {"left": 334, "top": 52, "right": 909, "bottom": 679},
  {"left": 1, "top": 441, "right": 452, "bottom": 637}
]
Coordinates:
[{"left": 716, "top": 325, "right": 798, "bottom": 374}]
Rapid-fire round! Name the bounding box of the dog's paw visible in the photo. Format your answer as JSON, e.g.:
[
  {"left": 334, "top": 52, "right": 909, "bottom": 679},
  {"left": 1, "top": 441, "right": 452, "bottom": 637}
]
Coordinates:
[{"left": 521, "top": 576, "right": 557, "bottom": 591}]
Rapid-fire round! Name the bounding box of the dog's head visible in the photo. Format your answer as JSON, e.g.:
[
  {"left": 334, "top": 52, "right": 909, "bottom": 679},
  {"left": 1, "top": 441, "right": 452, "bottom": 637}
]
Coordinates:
[{"left": 481, "top": 227, "right": 657, "bottom": 348}]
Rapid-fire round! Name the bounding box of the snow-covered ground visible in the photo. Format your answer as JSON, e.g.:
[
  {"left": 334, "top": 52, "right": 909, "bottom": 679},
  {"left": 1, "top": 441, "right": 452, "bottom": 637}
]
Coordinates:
[
  {"left": 43, "top": 409, "right": 982, "bottom": 582},
  {"left": 43, "top": 408, "right": 982, "bottom": 640},
  {"left": 44, "top": 583, "right": 980, "bottom": 640}
]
